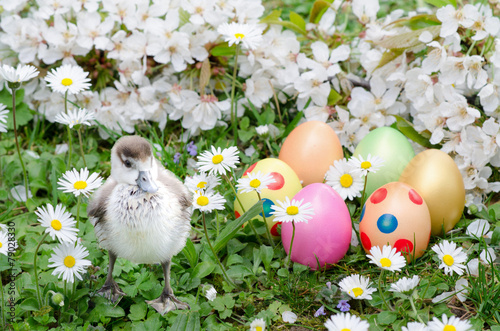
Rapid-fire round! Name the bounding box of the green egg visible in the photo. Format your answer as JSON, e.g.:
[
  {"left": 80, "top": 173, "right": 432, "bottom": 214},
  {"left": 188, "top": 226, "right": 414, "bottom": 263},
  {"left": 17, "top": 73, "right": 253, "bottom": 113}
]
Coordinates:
[{"left": 353, "top": 127, "right": 415, "bottom": 198}]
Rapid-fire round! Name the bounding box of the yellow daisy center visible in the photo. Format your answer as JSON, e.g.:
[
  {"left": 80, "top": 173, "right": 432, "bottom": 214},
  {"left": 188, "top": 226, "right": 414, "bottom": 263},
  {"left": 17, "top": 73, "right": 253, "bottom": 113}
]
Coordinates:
[
  {"left": 443, "top": 325, "right": 456, "bottom": 331},
  {"left": 0, "top": 242, "right": 2, "bottom": 248},
  {"left": 341, "top": 329, "right": 351, "bottom": 331},
  {"left": 73, "top": 181, "right": 88, "bottom": 190},
  {"left": 352, "top": 287, "right": 364, "bottom": 297},
  {"left": 443, "top": 254, "right": 454, "bottom": 266},
  {"left": 197, "top": 196, "right": 209, "bottom": 206},
  {"left": 64, "top": 255, "right": 76, "bottom": 268},
  {"left": 340, "top": 174, "right": 353, "bottom": 188},
  {"left": 61, "top": 78, "right": 73, "bottom": 86},
  {"left": 380, "top": 257, "right": 392, "bottom": 267},
  {"left": 249, "top": 179, "right": 261, "bottom": 188},
  {"left": 51, "top": 220, "right": 62, "bottom": 231},
  {"left": 286, "top": 206, "right": 299, "bottom": 215},
  {"left": 361, "top": 161, "right": 372, "bottom": 169},
  {"left": 212, "top": 154, "right": 223, "bottom": 164},
  {"left": 234, "top": 33, "right": 245, "bottom": 40},
  {"left": 197, "top": 181, "right": 207, "bottom": 189}
]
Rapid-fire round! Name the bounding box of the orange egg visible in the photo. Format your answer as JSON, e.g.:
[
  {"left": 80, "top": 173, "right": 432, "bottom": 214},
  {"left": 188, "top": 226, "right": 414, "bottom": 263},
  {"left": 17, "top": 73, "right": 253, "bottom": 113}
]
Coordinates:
[{"left": 279, "top": 121, "right": 343, "bottom": 186}]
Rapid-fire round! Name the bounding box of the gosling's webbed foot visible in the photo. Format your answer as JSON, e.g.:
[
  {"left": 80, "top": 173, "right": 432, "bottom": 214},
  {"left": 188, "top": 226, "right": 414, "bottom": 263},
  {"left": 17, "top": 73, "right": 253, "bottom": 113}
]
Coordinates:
[
  {"left": 96, "top": 280, "right": 126, "bottom": 303},
  {"left": 146, "top": 291, "right": 190, "bottom": 315}
]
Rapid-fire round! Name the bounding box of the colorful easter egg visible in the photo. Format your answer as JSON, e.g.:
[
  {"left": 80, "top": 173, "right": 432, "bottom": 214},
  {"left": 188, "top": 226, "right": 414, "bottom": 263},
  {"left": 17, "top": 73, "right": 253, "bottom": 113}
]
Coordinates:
[
  {"left": 359, "top": 182, "right": 431, "bottom": 260},
  {"left": 399, "top": 149, "right": 465, "bottom": 236},
  {"left": 353, "top": 127, "right": 415, "bottom": 198},
  {"left": 279, "top": 121, "right": 343, "bottom": 186},
  {"left": 281, "top": 183, "right": 351, "bottom": 270},
  {"left": 235, "top": 158, "right": 302, "bottom": 237}
]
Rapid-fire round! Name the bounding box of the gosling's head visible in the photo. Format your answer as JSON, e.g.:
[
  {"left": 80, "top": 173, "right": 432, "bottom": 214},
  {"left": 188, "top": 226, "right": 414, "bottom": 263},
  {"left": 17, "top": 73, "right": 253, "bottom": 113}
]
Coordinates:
[{"left": 110, "top": 136, "right": 159, "bottom": 193}]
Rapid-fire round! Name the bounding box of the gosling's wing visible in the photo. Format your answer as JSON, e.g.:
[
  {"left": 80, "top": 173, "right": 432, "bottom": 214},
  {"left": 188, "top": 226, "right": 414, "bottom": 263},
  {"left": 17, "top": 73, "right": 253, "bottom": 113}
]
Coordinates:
[
  {"left": 155, "top": 159, "right": 192, "bottom": 210},
  {"left": 87, "top": 177, "right": 117, "bottom": 227}
]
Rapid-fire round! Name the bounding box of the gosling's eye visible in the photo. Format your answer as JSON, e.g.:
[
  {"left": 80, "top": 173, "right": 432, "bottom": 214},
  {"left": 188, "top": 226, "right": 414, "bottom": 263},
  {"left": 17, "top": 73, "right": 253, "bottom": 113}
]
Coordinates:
[{"left": 124, "top": 160, "right": 132, "bottom": 168}]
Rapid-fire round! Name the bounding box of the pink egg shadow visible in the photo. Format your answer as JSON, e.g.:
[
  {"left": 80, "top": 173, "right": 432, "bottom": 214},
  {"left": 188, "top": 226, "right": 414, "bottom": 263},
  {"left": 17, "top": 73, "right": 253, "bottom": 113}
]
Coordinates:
[{"left": 281, "top": 183, "right": 352, "bottom": 270}]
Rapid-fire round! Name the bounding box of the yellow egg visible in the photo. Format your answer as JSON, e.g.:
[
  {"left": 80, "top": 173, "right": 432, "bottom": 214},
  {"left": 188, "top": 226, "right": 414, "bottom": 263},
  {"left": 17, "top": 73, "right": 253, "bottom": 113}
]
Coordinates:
[
  {"left": 399, "top": 149, "right": 465, "bottom": 236},
  {"left": 234, "top": 158, "right": 302, "bottom": 237},
  {"left": 279, "top": 121, "right": 343, "bottom": 186}
]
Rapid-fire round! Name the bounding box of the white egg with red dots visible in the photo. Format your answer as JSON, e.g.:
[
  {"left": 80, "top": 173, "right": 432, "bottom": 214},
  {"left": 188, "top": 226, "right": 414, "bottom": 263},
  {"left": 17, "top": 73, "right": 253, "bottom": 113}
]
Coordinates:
[
  {"left": 359, "top": 182, "right": 431, "bottom": 260},
  {"left": 234, "top": 158, "right": 302, "bottom": 237}
]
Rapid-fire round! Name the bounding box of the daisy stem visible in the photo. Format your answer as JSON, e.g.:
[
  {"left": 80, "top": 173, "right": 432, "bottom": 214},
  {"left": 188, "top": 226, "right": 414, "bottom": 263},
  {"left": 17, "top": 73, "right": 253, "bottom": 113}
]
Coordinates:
[
  {"left": 11, "top": 87, "right": 29, "bottom": 204},
  {"left": 286, "top": 221, "right": 296, "bottom": 269},
  {"left": 409, "top": 294, "right": 425, "bottom": 324},
  {"left": 201, "top": 212, "right": 236, "bottom": 288},
  {"left": 64, "top": 281, "right": 67, "bottom": 302},
  {"left": 256, "top": 192, "right": 273, "bottom": 247},
  {"left": 34, "top": 232, "right": 49, "bottom": 309},
  {"left": 0, "top": 272, "right": 5, "bottom": 329},
  {"left": 378, "top": 270, "right": 394, "bottom": 311},
  {"left": 230, "top": 44, "right": 240, "bottom": 145},
  {"left": 77, "top": 128, "right": 87, "bottom": 168}
]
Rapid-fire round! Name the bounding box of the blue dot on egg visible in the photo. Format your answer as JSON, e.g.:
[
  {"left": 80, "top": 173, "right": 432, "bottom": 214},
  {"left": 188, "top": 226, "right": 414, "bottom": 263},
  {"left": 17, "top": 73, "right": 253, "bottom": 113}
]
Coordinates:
[
  {"left": 260, "top": 198, "right": 274, "bottom": 218},
  {"left": 377, "top": 214, "right": 398, "bottom": 234},
  {"left": 360, "top": 204, "right": 366, "bottom": 223}
]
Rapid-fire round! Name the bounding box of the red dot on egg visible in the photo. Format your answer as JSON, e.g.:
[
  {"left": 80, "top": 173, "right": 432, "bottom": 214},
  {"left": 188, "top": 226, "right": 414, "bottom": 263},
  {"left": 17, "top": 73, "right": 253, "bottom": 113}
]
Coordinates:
[
  {"left": 235, "top": 210, "right": 241, "bottom": 219},
  {"left": 370, "top": 188, "right": 387, "bottom": 204},
  {"left": 360, "top": 232, "right": 371, "bottom": 250},
  {"left": 408, "top": 189, "right": 423, "bottom": 205},
  {"left": 394, "top": 239, "right": 414, "bottom": 253},
  {"left": 271, "top": 221, "right": 282, "bottom": 236},
  {"left": 267, "top": 172, "right": 285, "bottom": 190},
  {"left": 243, "top": 162, "right": 258, "bottom": 177}
]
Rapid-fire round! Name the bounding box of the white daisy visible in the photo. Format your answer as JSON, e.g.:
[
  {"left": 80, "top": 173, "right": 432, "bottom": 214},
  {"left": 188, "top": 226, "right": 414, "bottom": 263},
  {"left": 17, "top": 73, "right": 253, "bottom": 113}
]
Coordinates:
[
  {"left": 203, "top": 284, "right": 217, "bottom": 301},
  {"left": 54, "top": 108, "right": 95, "bottom": 128},
  {"left": 185, "top": 172, "right": 221, "bottom": 194},
  {"left": 236, "top": 171, "right": 276, "bottom": 194},
  {"left": 57, "top": 167, "right": 103, "bottom": 198},
  {"left": 282, "top": 311, "right": 297, "bottom": 323},
  {"left": 324, "top": 312, "right": 370, "bottom": 331},
  {"left": 35, "top": 203, "right": 78, "bottom": 244},
  {"left": 466, "top": 219, "right": 492, "bottom": 239},
  {"left": 432, "top": 278, "right": 468, "bottom": 303},
  {"left": 217, "top": 22, "right": 264, "bottom": 50},
  {"left": 192, "top": 191, "right": 226, "bottom": 213},
  {"left": 427, "top": 314, "right": 473, "bottom": 331},
  {"left": 48, "top": 242, "right": 92, "bottom": 283},
  {"left": 389, "top": 275, "right": 420, "bottom": 294},
  {"left": 197, "top": 146, "right": 240, "bottom": 176},
  {"left": 348, "top": 154, "right": 385, "bottom": 176},
  {"left": 270, "top": 196, "right": 315, "bottom": 224},
  {"left": 0, "top": 104, "right": 8, "bottom": 133},
  {"left": 44, "top": 64, "right": 91, "bottom": 95},
  {"left": 0, "top": 231, "right": 15, "bottom": 256},
  {"left": 250, "top": 318, "right": 266, "bottom": 331},
  {"left": 338, "top": 274, "right": 376, "bottom": 300},
  {"left": 402, "top": 322, "right": 429, "bottom": 331},
  {"left": 325, "top": 158, "right": 364, "bottom": 200},
  {"left": 367, "top": 245, "right": 406, "bottom": 272},
  {"left": 0, "top": 64, "right": 39, "bottom": 83},
  {"left": 431, "top": 240, "right": 468, "bottom": 276}
]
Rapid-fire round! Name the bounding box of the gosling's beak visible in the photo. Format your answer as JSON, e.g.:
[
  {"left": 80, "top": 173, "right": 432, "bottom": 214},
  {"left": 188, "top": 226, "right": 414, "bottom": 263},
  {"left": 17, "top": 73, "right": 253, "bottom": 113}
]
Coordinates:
[{"left": 136, "top": 171, "right": 158, "bottom": 193}]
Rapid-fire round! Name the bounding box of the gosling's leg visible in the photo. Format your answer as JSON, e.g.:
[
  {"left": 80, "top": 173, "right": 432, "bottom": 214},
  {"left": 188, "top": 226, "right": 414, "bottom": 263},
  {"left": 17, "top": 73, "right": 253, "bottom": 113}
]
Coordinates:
[
  {"left": 146, "top": 260, "right": 190, "bottom": 315},
  {"left": 96, "top": 251, "right": 125, "bottom": 302}
]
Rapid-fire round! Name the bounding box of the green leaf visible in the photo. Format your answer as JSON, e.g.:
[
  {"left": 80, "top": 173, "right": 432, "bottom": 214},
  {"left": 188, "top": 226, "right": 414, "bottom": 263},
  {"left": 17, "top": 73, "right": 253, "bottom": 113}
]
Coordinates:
[
  {"left": 128, "top": 302, "right": 147, "bottom": 321},
  {"left": 376, "top": 49, "right": 404, "bottom": 70},
  {"left": 283, "top": 111, "right": 304, "bottom": 137},
  {"left": 277, "top": 268, "right": 289, "bottom": 277},
  {"left": 19, "top": 297, "right": 39, "bottom": 312},
  {"left": 7, "top": 103, "right": 33, "bottom": 130},
  {"left": 89, "top": 303, "right": 125, "bottom": 321},
  {"left": 490, "top": 225, "right": 500, "bottom": 245},
  {"left": 309, "top": 0, "right": 333, "bottom": 23},
  {"left": 191, "top": 261, "right": 215, "bottom": 279},
  {"left": 424, "top": 0, "right": 456, "bottom": 8},
  {"left": 393, "top": 115, "right": 439, "bottom": 148},
  {"left": 390, "top": 14, "right": 442, "bottom": 30},
  {"left": 260, "top": 245, "right": 274, "bottom": 272},
  {"left": 182, "top": 238, "right": 198, "bottom": 268},
  {"left": 377, "top": 311, "right": 398, "bottom": 325},
  {"left": 327, "top": 88, "right": 342, "bottom": 106},
  {"left": 260, "top": 10, "right": 282, "bottom": 24},
  {"left": 226, "top": 265, "right": 254, "bottom": 278},
  {"left": 376, "top": 25, "right": 441, "bottom": 50},
  {"left": 212, "top": 200, "right": 263, "bottom": 253},
  {"left": 210, "top": 43, "right": 236, "bottom": 57},
  {"left": 0, "top": 88, "right": 24, "bottom": 107},
  {"left": 259, "top": 9, "right": 307, "bottom": 35},
  {"left": 289, "top": 11, "right": 306, "bottom": 31}
]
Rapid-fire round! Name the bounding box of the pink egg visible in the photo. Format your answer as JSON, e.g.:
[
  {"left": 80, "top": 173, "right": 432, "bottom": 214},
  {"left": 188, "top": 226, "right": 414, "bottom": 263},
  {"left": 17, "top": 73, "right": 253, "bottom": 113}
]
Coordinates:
[
  {"left": 359, "top": 182, "right": 431, "bottom": 260},
  {"left": 281, "top": 183, "right": 351, "bottom": 270}
]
